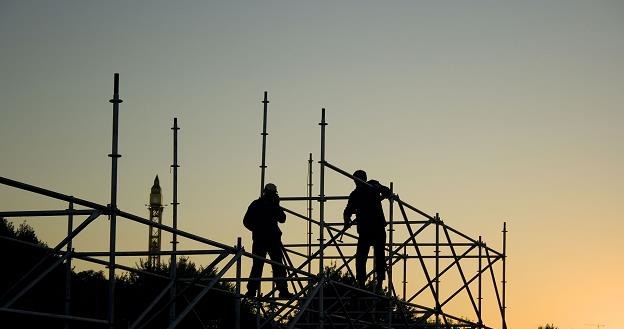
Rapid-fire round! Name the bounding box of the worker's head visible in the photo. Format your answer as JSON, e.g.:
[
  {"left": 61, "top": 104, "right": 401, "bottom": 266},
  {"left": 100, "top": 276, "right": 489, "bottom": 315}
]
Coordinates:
[
  {"left": 353, "top": 170, "right": 367, "bottom": 187},
  {"left": 263, "top": 183, "right": 278, "bottom": 196}
]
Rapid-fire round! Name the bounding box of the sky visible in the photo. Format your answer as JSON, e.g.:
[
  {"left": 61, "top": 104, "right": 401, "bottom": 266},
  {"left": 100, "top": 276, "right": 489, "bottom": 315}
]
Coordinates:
[{"left": 1, "top": 1, "right": 623, "bottom": 328}]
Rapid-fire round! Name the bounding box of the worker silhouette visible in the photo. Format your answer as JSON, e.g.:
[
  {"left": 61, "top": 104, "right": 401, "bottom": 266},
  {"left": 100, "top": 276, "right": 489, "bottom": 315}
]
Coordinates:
[
  {"left": 343, "top": 170, "right": 391, "bottom": 290},
  {"left": 243, "top": 183, "right": 293, "bottom": 298}
]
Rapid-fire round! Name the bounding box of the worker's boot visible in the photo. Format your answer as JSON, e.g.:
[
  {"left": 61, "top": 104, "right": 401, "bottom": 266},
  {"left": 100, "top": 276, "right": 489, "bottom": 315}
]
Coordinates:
[{"left": 375, "top": 279, "right": 383, "bottom": 293}]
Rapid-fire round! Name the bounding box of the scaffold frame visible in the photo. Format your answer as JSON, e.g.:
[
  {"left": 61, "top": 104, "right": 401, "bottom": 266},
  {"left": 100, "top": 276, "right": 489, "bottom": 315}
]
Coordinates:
[{"left": 0, "top": 74, "right": 507, "bottom": 329}]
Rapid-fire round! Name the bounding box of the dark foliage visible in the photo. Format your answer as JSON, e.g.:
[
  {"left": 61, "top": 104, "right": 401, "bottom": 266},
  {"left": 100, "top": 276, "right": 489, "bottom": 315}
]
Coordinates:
[
  {"left": 0, "top": 218, "right": 258, "bottom": 329},
  {"left": 538, "top": 324, "right": 559, "bottom": 329},
  {"left": 288, "top": 264, "right": 433, "bottom": 329}
]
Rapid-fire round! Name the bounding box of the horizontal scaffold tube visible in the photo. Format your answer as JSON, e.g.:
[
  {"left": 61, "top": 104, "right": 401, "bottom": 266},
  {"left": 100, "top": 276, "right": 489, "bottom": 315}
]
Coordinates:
[
  {"left": 0, "top": 307, "right": 108, "bottom": 325},
  {"left": 0, "top": 176, "right": 108, "bottom": 212},
  {"left": 283, "top": 242, "right": 477, "bottom": 248},
  {"left": 0, "top": 176, "right": 238, "bottom": 253},
  {"left": 279, "top": 195, "right": 349, "bottom": 201},
  {"left": 75, "top": 250, "right": 226, "bottom": 257},
  {"left": 0, "top": 209, "right": 95, "bottom": 217}
]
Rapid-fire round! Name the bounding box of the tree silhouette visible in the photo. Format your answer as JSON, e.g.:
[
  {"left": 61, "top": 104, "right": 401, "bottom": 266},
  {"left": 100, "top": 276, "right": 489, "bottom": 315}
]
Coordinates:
[
  {"left": 0, "top": 218, "right": 259, "bottom": 329},
  {"left": 538, "top": 324, "right": 559, "bottom": 329},
  {"left": 285, "top": 264, "right": 441, "bottom": 328}
]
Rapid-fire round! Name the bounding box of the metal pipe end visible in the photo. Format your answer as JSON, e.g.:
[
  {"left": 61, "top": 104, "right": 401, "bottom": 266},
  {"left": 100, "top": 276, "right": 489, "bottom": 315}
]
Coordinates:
[{"left": 113, "top": 73, "right": 119, "bottom": 93}]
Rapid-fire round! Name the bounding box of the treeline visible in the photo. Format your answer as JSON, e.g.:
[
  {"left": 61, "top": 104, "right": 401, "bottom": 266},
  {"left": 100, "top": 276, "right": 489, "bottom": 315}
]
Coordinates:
[{"left": 0, "top": 218, "right": 257, "bottom": 329}]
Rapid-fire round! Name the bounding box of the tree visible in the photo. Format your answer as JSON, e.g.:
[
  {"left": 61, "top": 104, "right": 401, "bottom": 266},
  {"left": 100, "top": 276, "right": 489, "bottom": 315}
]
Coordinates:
[
  {"left": 286, "top": 264, "right": 433, "bottom": 329},
  {"left": 539, "top": 324, "right": 559, "bottom": 329},
  {"left": 0, "top": 218, "right": 259, "bottom": 328}
]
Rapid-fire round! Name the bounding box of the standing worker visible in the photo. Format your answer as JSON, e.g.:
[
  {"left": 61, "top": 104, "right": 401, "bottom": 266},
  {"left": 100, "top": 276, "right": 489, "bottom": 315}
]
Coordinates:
[
  {"left": 243, "top": 183, "right": 294, "bottom": 298},
  {"left": 343, "top": 170, "right": 392, "bottom": 290}
]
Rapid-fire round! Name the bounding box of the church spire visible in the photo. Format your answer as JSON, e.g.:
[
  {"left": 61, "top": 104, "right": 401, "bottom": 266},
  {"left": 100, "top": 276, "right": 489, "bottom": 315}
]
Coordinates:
[
  {"left": 149, "top": 175, "right": 162, "bottom": 206},
  {"left": 148, "top": 175, "right": 164, "bottom": 268}
]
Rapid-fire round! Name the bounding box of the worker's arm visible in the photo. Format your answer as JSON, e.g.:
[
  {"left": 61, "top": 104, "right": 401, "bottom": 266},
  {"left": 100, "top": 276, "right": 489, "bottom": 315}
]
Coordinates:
[
  {"left": 379, "top": 184, "right": 392, "bottom": 200},
  {"left": 370, "top": 180, "right": 391, "bottom": 201},
  {"left": 343, "top": 191, "right": 356, "bottom": 226},
  {"left": 271, "top": 195, "right": 286, "bottom": 223},
  {"left": 275, "top": 206, "right": 286, "bottom": 223},
  {"left": 243, "top": 202, "right": 257, "bottom": 231}
]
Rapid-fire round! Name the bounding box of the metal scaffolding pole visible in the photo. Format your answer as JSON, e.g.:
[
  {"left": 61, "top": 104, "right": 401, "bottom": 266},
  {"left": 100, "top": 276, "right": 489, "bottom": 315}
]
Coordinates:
[
  {"left": 169, "top": 117, "right": 180, "bottom": 326},
  {"left": 108, "top": 73, "right": 122, "bottom": 328},
  {"left": 388, "top": 182, "right": 394, "bottom": 328},
  {"left": 0, "top": 209, "right": 94, "bottom": 217},
  {"left": 235, "top": 237, "right": 242, "bottom": 329},
  {"left": 0, "top": 177, "right": 109, "bottom": 212},
  {"left": 0, "top": 308, "right": 108, "bottom": 325},
  {"left": 64, "top": 201, "right": 73, "bottom": 329},
  {"left": 318, "top": 108, "right": 327, "bottom": 329},
  {"left": 502, "top": 222, "right": 507, "bottom": 329},
  {"left": 260, "top": 91, "right": 269, "bottom": 196},
  {"left": 435, "top": 212, "right": 441, "bottom": 329},
  {"left": 478, "top": 236, "right": 483, "bottom": 328},
  {"left": 307, "top": 153, "right": 313, "bottom": 274},
  {"left": 403, "top": 245, "right": 407, "bottom": 301}
]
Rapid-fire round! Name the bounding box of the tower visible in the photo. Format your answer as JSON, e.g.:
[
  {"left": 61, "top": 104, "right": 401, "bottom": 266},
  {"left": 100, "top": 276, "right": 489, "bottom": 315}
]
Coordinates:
[{"left": 148, "top": 175, "right": 164, "bottom": 268}]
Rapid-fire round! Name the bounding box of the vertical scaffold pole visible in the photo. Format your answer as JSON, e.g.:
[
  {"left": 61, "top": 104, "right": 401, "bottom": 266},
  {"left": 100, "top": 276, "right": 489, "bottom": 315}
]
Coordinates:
[
  {"left": 64, "top": 201, "right": 73, "bottom": 329},
  {"left": 108, "top": 73, "right": 122, "bottom": 329},
  {"left": 318, "top": 108, "right": 327, "bottom": 329},
  {"left": 257, "top": 92, "right": 269, "bottom": 296},
  {"left": 235, "top": 237, "right": 242, "bottom": 329},
  {"left": 478, "top": 236, "right": 483, "bottom": 328},
  {"left": 402, "top": 245, "right": 407, "bottom": 300},
  {"left": 260, "top": 91, "right": 269, "bottom": 196},
  {"left": 169, "top": 117, "right": 180, "bottom": 325},
  {"left": 435, "top": 212, "right": 440, "bottom": 329},
  {"left": 502, "top": 222, "right": 507, "bottom": 329},
  {"left": 388, "top": 182, "right": 394, "bottom": 327},
  {"left": 307, "top": 153, "right": 313, "bottom": 273}
]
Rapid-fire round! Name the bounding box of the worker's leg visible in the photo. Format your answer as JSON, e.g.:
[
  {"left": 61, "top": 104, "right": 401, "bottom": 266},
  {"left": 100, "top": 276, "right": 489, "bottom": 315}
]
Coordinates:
[
  {"left": 373, "top": 229, "right": 387, "bottom": 288},
  {"left": 247, "top": 239, "right": 268, "bottom": 295},
  {"left": 267, "top": 240, "right": 289, "bottom": 294},
  {"left": 355, "top": 235, "right": 372, "bottom": 287}
]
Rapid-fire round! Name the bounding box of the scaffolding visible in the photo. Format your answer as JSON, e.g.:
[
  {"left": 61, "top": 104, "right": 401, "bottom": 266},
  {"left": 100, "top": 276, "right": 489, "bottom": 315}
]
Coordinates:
[{"left": 0, "top": 74, "right": 507, "bottom": 329}]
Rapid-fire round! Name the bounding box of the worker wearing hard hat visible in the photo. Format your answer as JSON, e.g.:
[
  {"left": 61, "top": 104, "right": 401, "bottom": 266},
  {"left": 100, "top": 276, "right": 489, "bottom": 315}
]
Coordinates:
[{"left": 243, "top": 183, "right": 293, "bottom": 298}]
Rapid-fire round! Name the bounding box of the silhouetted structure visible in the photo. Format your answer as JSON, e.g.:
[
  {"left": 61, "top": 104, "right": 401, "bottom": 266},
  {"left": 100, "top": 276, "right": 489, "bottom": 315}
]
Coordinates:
[{"left": 0, "top": 75, "right": 507, "bottom": 329}]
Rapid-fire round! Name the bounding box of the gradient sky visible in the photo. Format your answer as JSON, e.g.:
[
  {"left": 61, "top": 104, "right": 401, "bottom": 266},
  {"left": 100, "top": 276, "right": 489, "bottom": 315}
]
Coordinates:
[{"left": 1, "top": 1, "right": 623, "bottom": 328}]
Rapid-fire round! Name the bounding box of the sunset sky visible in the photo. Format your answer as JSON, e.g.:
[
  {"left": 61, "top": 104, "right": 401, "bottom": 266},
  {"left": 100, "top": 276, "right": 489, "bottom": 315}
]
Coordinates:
[{"left": 1, "top": 1, "right": 623, "bottom": 328}]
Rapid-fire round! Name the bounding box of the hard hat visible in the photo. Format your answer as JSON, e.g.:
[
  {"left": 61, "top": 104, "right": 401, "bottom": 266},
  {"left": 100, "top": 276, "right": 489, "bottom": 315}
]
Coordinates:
[
  {"left": 264, "top": 183, "right": 278, "bottom": 193},
  {"left": 353, "top": 170, "right": 367, "bottom": 181}
]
